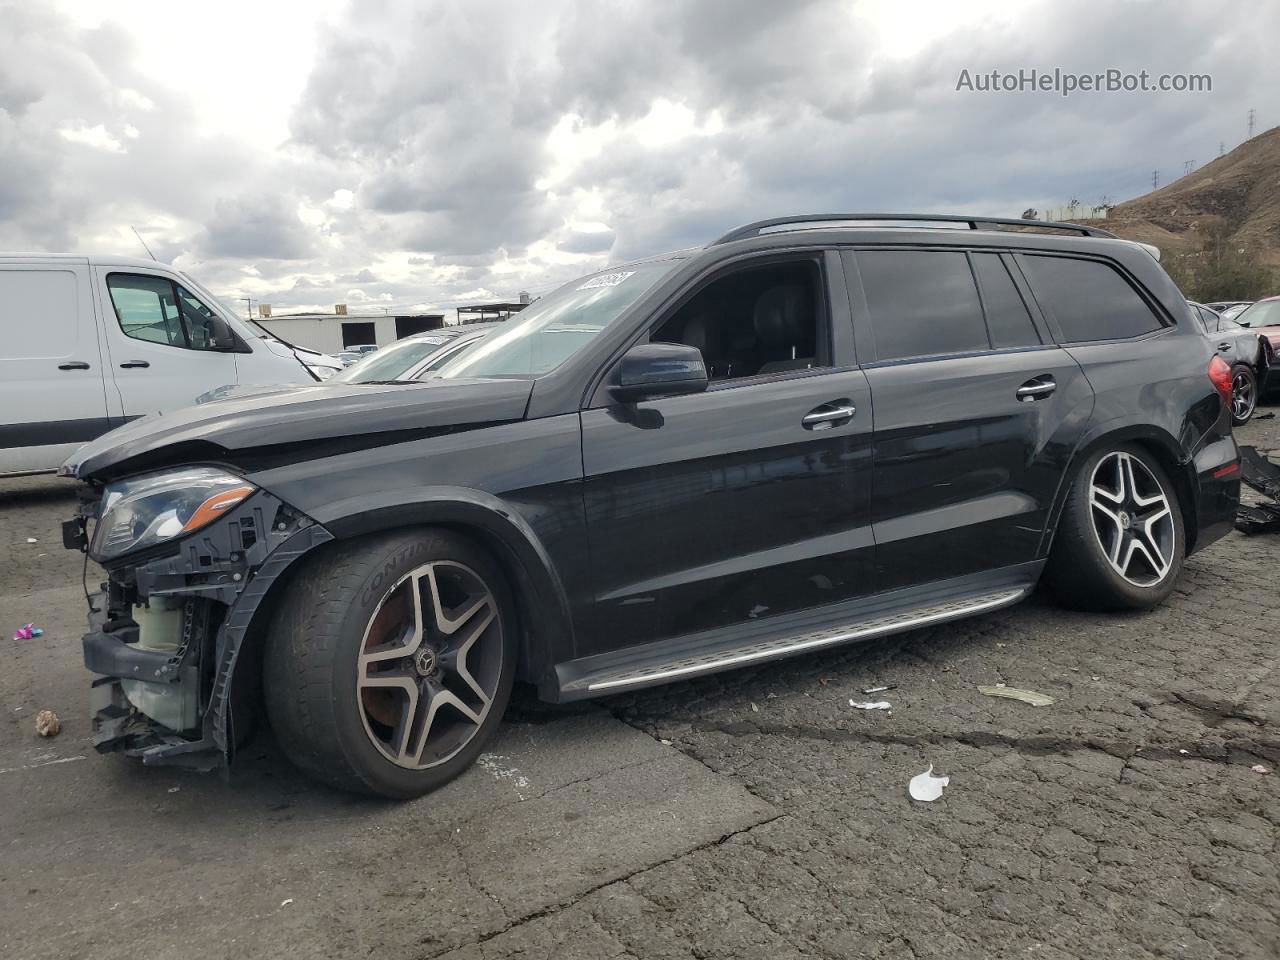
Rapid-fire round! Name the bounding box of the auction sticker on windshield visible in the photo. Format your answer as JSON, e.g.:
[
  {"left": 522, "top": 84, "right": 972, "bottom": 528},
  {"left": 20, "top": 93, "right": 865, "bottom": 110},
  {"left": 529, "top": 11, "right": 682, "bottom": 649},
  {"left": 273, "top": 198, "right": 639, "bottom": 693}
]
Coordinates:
[{"left": 578, "top": 271, "right": 635, "bottom": 290}]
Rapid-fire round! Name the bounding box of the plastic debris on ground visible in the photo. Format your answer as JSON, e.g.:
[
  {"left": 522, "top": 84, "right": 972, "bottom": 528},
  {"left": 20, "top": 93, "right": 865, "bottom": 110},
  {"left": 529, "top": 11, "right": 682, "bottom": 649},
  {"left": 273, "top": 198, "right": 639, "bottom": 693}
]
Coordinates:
[
  {"left": 12, "top": 624, "right": 44, "bottom": 640},
  {"left": 850, "top": 700, "right": 892, "bottom": 710},
  {"left": 1234, "top": 446, "right": 1280, "bottom": 534},
  {"left": 1252, "top": 764, "right": 1271, "bottom": 775},
  {"left": 750, "top": 702, "right": 760, "bottom": 713},
  {"left": 977, "top": 684, "right": 1055, "bottom": 707},
  {"left": 34, "top": 710, "right": 60, "bottom": 737},
  {"left": 862, "top": 683, "right": 897, "bottom": 694},
  {"left": 26, "top": 537, "right": 38, "bottom": 543},
  {"left": 909, "top": 764, "right": 949, "bottom": 802}
]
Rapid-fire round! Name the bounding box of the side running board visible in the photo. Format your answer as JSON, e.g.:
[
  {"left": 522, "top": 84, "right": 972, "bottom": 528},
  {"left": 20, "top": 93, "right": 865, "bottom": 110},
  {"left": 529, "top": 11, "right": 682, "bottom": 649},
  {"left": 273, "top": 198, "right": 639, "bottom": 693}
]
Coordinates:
[{"left": 555, "top": 579, "right": 1032, "bottom": 700}]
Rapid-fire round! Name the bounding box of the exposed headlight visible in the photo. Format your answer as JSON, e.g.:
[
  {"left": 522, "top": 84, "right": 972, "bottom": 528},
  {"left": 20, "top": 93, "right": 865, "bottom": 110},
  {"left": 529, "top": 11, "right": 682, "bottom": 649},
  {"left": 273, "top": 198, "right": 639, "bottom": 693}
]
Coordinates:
[
  {"left": 307, "top": 363, "right": 339, "bottom": 381},
  {"left": 92, "top": 468, "right": 256, "bottom": 561}
]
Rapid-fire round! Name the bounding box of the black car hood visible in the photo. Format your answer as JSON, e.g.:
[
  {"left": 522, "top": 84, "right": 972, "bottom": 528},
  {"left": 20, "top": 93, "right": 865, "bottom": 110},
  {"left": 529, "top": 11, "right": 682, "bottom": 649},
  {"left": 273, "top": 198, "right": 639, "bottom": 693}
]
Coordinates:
[{"left": 66, "top": 378, "right": 534, "bottom": 480}]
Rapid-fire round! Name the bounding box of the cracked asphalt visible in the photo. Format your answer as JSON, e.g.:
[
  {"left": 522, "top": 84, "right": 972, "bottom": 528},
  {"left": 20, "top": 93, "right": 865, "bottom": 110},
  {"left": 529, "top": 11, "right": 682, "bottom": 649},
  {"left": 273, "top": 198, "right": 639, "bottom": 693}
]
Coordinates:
[{"left": 1, "top": 411, "right": 1278, "bottom": 960}]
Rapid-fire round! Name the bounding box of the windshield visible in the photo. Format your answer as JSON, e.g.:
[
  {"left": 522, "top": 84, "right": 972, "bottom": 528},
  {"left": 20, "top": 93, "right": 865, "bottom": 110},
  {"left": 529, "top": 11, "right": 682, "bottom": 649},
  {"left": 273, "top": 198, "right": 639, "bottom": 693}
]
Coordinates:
[
  {"left": 438, "top": 260, "right": 678, "bottom": 379},
  {"left": 1236, "top": 301, "right": 1280, "bottom": 328},
  {"left": 335, "top": 335, "right": 454, "bottom": 383}
]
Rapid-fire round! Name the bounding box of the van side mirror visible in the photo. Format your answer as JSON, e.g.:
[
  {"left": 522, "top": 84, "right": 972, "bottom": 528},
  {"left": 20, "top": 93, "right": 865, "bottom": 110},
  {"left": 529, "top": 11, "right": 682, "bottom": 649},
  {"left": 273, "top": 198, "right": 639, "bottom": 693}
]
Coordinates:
[
  {"left": 206, "top": 316, "right": 239, "bottom": 351},
  {"left": 610, "top": 343, "right": 708, "bottom": 402}
]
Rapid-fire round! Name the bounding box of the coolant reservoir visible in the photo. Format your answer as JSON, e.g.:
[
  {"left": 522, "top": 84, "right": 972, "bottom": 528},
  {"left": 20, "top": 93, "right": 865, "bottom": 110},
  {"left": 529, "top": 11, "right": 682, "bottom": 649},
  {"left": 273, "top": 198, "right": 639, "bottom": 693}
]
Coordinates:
[
  {"left": 121, "top": 597, "right": 198, "bottom": 731},
  {"left": 132, "top": 597, "right": 185, "bottom": 652}
]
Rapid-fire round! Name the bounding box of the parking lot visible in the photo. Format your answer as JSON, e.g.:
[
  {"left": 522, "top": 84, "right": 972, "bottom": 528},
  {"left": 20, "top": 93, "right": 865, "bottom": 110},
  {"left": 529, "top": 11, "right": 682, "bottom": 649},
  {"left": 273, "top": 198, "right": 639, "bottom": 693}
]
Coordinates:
[{"left": 1, "top": 416, "right": 1277, "bottom": 960}]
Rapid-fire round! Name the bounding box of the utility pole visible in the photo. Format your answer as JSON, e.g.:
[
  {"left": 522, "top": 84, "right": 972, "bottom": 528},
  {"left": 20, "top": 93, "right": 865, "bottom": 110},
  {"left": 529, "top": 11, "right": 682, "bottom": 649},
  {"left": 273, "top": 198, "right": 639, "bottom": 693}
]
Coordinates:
[
  {"left": 1183, "top": 160, "right": 1194, "bottom": 177},
  {"left": 1248, "top": 107, "right": 1256, "bottom": 138},
  {"left": 1152, "top": 169, "right": 1159, "bottom": 190},
  {"left": 239, "top": 297, "right": 254, "bottom": 321}
]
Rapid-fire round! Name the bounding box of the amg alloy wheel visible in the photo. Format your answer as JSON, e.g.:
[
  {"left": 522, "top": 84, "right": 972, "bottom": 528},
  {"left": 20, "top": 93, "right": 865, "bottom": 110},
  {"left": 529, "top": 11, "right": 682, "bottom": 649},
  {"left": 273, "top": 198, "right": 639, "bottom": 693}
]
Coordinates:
[
  {"left": 264, "top": 530, "right": 515, "bottom": 798},
  {"left": 1087, "top": 451, "right": 1176, "bottom": 587},
  {"left": 1044, "top": 444, "right": 1185, "bottom": 611},
  {"left": 1230, "top": 365, "right": 1257, "bottom": 426},
  {"left": 356, "top": 561, "right": 502, "bottom": 770}
]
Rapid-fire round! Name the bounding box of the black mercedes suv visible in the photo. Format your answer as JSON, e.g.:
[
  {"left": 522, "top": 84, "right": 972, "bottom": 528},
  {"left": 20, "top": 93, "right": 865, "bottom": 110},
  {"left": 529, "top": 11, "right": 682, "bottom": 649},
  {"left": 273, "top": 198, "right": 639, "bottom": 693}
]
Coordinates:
[{"left": 62, "top": 214, "right": 1241, "bottom": 798}]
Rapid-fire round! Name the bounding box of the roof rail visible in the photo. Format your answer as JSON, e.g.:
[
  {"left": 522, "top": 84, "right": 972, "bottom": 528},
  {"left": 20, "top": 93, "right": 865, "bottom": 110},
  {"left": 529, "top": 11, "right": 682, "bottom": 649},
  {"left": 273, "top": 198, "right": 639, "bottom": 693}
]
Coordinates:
[{"left": 711, "top": 214, "right": 1117, "bottom": 245}]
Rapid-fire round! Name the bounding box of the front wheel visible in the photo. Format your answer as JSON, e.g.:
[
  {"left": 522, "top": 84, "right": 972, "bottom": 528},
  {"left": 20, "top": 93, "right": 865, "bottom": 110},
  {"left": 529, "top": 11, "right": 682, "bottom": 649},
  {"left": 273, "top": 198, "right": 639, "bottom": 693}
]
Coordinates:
[
  {"left": 264, "top": 529, "right": 516, "bottom": 799},
  {"left": 1230, "top": 364, "right": 1257, "bottom": 426},
  {"left": 1044, "top": 445, "right": 1185, "bottom": 611}
]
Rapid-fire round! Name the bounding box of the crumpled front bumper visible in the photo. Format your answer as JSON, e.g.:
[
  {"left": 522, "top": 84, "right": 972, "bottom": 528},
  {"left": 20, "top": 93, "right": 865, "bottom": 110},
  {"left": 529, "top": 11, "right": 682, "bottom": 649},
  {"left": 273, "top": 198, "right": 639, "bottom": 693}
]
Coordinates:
[{"left": 75, "top": 487, "right": 334, "bottom": 770}]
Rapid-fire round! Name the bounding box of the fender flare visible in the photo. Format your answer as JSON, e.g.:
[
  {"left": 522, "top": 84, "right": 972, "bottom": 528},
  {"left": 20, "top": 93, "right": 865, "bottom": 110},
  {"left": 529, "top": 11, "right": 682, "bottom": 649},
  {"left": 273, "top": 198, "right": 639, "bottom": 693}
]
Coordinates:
[
  {"left": 1037, "top": 418, "right": 1197, "bottom": 557},
  {"left": 311, "top": 485, "right": 577, "bottom": 687}
]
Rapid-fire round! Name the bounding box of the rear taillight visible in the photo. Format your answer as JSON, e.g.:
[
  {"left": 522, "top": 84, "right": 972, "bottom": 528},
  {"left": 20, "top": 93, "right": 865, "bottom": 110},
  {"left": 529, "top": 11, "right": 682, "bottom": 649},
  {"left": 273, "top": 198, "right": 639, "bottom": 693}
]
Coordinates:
[{"left": 1208, "top": 354, "right": 1232, "bottom": 406}]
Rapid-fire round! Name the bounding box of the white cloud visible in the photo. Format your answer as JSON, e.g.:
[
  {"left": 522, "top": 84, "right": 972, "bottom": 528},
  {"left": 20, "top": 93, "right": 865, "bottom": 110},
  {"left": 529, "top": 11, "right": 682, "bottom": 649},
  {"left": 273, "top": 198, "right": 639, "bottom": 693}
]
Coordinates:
[
  {"left": 2, "top": 0, "right": 1277, "bottom": 316},
  {"left": 59, "top": 123, "right": 126, "bottom": 153}
]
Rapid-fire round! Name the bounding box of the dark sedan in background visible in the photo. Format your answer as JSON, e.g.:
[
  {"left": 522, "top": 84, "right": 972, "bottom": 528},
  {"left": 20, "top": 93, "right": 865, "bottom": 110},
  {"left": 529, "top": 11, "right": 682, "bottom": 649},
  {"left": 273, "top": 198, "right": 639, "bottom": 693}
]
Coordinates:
[{"left": 1189, "top": 301, "right": 1273, "bottom": 424}]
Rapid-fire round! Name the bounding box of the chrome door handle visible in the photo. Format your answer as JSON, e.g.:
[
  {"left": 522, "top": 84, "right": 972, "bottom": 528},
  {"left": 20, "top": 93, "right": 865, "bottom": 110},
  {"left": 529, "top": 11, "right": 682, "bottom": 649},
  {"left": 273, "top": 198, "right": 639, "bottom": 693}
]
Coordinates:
[
  {"left": 1217, "top": 341, "right": 1231, "bottom": 351},
  {"left": 1016, "top": 377, "right": 1056, "bottom": 401},
  {"left": 802, "top": 403, "right": 856, "bottom": 430}
]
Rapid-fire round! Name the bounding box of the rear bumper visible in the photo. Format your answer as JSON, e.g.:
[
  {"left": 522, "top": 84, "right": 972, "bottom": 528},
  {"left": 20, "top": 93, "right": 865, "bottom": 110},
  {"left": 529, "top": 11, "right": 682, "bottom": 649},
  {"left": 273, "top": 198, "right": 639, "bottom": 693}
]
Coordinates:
[{"left": 1190, "top": 434, "right": 1242, "bottom": 553}]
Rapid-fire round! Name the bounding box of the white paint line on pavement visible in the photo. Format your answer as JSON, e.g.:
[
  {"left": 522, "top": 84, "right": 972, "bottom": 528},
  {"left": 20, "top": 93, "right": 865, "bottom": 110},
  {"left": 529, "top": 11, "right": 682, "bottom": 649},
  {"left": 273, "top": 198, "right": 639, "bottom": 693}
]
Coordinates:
[{"left": 0, "top": 755, "right": 87, "bottom": 775}]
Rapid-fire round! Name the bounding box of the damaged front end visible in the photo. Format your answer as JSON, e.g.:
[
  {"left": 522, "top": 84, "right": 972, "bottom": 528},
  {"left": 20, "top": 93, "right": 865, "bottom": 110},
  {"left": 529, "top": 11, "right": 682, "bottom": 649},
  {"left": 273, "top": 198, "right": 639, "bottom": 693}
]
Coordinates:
[{"left": 65, "top": 469, "right": 332, "bottom": 771}]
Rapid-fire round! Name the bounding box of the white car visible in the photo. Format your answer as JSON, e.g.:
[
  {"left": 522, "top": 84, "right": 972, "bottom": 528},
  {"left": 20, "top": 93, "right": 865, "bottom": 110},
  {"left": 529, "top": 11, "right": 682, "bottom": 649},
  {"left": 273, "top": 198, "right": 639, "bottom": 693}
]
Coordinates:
[{"left": 0, "top": 253, "right": 342, "bottom": 476}]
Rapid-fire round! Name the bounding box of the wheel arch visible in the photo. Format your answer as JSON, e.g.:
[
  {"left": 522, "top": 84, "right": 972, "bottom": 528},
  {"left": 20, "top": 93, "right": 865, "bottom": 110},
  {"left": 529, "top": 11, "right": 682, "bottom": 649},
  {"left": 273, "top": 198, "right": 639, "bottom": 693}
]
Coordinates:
[
  {"left": 293, "top": 487, "right": 575, "bottom": 690},
  {"left": 1040, "top": 422, "right": 1200, "bottom": 558}
]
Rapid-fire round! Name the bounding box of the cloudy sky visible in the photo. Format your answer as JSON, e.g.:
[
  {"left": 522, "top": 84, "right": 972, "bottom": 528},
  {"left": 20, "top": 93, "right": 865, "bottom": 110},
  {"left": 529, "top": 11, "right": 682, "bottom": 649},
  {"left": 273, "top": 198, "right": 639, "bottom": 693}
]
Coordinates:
[{"left": 1, "top": 0, "right": 1276, "bottom": 316}]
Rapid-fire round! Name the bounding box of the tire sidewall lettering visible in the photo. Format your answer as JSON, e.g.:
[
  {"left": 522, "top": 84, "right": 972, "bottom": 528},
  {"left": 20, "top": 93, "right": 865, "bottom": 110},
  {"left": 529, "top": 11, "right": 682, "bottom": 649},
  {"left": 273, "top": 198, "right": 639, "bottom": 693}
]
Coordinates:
[{"left": 359, "top": 540, "right": 432, "bottom": 607}]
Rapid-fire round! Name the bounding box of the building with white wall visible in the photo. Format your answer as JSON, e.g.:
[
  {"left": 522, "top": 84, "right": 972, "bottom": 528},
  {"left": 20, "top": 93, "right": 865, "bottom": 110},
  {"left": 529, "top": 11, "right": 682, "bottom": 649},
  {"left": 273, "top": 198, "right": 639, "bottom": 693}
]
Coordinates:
[{"left": 255, "top": 311, "right": 444, "bottom": 355}]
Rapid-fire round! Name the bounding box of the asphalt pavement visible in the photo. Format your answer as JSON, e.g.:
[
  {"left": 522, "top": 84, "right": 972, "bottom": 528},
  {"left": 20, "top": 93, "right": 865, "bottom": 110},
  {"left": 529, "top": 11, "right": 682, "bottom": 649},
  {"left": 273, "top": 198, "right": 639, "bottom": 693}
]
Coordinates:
[{"left": 2, "top": 412, "right": 1278, "bottom": 960}]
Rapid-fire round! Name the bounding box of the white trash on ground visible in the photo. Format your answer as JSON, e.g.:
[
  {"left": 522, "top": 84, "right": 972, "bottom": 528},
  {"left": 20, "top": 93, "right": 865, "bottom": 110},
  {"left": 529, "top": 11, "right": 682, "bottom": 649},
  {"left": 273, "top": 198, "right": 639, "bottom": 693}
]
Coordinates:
[
  {"left": 849, "top": 700, "right": 892, "bottom": 710},
  {"left": 909, "top": 765, "right": 949, "bottom": 802},
  {"left": 977, "top": 685, "right": 1055, "bottom": 707}
]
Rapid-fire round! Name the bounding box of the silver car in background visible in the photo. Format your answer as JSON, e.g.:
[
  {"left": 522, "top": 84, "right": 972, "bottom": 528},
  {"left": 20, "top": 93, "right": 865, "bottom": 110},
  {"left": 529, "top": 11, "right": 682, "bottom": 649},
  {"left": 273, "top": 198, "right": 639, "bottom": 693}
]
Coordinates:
[{"left": 334, "top": 322, "right": 503, "bottom": 384}]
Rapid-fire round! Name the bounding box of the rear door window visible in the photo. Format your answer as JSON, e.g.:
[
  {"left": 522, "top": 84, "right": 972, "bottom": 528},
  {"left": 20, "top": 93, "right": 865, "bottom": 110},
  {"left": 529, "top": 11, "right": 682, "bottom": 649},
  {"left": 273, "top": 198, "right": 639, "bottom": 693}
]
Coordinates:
[
  {"left": 856, "top": 250, "right": 987, "bottom": 361},
  {"left": 1021, "top": 255, "right": 1165, "bottom": 342},
  {"left": 971, "top": 253, "right": 1040, "bottom": 348}
]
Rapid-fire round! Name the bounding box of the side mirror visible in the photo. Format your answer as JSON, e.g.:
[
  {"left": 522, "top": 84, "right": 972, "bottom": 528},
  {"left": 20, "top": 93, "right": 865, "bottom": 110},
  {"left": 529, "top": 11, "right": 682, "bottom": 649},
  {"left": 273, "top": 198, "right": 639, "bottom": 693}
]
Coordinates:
[
  {"left": 610, "top": 343, "right": 708, "bottom": 402},
  {"left": 206, "top": 316, "right": 238, "bottom": 351}
]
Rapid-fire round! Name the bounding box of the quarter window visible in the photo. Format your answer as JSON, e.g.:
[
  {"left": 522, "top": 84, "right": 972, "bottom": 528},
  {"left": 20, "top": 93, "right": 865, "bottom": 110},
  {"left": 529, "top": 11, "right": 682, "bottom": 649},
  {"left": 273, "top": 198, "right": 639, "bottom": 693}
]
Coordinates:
[
  {"left": 1021, "top": 255, "right": 1164, "bottom": 342},
  {"left": 857, "top": 250, "right": 987, "bottom": 361},
  {"left": 972, "top": 253, "right": 1040, "bottom": 348},
  {"left": 107, "top": 273, "right": 228, "bottom": 351}
]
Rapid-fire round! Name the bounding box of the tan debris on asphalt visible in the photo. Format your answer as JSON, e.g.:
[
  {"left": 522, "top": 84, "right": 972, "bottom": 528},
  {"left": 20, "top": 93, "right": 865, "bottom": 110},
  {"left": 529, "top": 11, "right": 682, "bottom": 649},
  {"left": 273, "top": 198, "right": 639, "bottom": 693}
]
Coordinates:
[{"left": 34, "top": 709, "right": 61, "bottom": 737}]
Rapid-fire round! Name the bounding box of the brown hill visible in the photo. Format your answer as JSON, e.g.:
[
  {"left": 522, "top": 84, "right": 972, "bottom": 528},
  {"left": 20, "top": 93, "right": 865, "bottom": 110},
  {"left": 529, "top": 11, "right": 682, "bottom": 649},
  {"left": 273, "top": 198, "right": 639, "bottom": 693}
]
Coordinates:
[{"left": 1074, "top": 125, "right": 1280, "bottom": 268}]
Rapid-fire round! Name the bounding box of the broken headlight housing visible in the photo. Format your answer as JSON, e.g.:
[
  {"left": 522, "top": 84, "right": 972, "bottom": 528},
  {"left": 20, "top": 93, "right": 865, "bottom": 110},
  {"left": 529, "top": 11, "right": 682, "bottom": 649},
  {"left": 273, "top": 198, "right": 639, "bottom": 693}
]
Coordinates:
[{"left": 92, "top": 467, "right": 257, "bottom": 562}]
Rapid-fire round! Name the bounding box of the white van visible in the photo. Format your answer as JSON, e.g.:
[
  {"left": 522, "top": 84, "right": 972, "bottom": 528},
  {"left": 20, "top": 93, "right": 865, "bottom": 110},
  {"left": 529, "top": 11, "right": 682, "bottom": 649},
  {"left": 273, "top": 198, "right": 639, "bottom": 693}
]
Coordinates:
[{"left": 0, "top": 254, "right": 342, "bottom": 476}]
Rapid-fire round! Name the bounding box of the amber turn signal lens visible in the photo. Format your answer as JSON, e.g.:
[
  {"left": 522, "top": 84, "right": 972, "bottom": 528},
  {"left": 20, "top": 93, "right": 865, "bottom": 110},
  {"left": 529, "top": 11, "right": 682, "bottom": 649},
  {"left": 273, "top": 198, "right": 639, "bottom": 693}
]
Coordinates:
[{"left": 181, "top": 484, "right": 256, "bottom": 532}]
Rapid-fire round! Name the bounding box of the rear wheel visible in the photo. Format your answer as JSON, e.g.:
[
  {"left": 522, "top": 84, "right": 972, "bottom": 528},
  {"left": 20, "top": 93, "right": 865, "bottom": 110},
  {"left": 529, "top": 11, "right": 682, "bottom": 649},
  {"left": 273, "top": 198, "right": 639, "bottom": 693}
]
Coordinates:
[
  {"left": 264, "top": 529, "right": 515, "bottom": 799},
  {"left": 1230, "top": 364, "right": 1257, "bottom": 426},
  {"left": 1044, "top": 445, "right": 1185, "bottom": 611}
]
